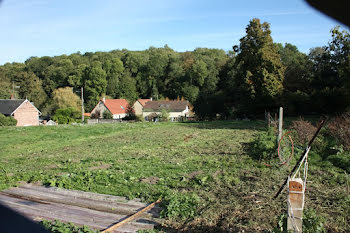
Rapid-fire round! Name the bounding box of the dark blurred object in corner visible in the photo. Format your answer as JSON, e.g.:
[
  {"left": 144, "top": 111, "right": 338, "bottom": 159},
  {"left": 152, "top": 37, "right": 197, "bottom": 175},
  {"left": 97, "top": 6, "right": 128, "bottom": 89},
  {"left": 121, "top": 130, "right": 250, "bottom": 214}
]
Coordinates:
[{"left": 305, "top": 0, "right": 350, "bottom": 27}]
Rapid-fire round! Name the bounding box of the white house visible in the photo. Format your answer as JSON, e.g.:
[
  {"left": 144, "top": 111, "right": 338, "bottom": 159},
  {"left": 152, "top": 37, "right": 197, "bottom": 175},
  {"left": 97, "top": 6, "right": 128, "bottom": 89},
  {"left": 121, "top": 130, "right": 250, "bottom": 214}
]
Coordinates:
[
  {"left": 142, "top": 100, "right": 190, "bottom": 121},
  {"left": 90, "top": 98, "right": 129, "bottom": 119}
]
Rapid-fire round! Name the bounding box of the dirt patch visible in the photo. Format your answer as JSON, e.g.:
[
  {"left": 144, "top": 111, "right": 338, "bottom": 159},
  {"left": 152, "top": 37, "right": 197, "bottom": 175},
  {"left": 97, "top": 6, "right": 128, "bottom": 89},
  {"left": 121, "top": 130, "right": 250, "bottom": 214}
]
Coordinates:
[
  {"left": 187, "top": 171, "right": 203, "bottom": 179},
  {"left": 88, "top": 163, "right": 112, "bottom": 171},
  {"left": 45, "top": 164, "right": 58, "bottom": 169},
  {"left": 140, "top": 176, "right": 160, "bottom": 184}
]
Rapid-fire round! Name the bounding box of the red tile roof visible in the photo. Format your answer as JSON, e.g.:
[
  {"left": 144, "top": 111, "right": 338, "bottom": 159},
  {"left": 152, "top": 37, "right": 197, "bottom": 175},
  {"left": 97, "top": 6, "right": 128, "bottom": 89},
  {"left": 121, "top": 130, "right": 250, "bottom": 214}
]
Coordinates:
[
  {"left": 137, "top": 99, "right": 151, "bottom": 106},
  {"left": 104, "top": 99, "right": 129, "bottom": 115}
]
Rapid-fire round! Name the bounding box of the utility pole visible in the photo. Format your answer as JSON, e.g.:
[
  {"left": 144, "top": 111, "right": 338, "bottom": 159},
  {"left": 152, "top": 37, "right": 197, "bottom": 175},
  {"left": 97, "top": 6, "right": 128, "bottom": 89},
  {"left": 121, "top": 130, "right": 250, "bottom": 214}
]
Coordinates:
[{"left": 81, "top": 87, "right": 84, "bottom": 123}]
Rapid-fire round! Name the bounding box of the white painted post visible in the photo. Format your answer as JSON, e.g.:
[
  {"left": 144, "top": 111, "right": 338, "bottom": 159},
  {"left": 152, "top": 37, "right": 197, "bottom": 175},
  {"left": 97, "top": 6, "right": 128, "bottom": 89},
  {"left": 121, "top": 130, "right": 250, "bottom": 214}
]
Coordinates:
[
  {"left": 278, "top": 107, "right": 283, "bottom": 143},
  {"left": 287, "top": 178, "right": 304, "bottom": 233}
]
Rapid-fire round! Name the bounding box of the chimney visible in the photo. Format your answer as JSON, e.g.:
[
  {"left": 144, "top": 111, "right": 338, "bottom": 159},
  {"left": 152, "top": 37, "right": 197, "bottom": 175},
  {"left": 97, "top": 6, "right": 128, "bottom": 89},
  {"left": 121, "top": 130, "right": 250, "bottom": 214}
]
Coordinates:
[
  {"left": 150, "top": 97, "right": 153, "bottom": 101},
  {"left": 10, "top": 94, "right": 15, "bottom": 100},
  {"left": 102, "top": 97, "right": 106, "bottom": 103}
]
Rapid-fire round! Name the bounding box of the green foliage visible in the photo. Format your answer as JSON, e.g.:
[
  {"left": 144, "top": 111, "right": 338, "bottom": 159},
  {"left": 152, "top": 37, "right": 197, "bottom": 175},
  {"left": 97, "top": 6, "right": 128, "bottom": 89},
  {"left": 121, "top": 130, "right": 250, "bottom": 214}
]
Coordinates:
[
  {"left": 328, "top": 151, "right": 350, "bottom": 173},
  {"left": 234, "top": 18, "right": 284, "bottom": 114},
  {"left": 0, "top": 23, "right": 348, "bottom": 117},
  {"left": 41, "top": 220, "right": 97, "bottom": 233},
  {"left": 303, "top": 208, "right": 326, "bottom": 233},
  {"left": 251, "top": 127, "right": 277, "bottom": 160},
  {"left": 83, "top": 62, "right": 107, "bottom": 111},
  {"left": 0, "top": 113, "right": 17, "bottom": 126},
  {"left": 160, "top": 191, "right": 200, "bottom": 220},
  {"left": 271, "top": 209, "right": 326, "bottom": 233},
  {"left": 102, "top": 110, "right": 113, "bottom": 119},
  {"left": 53, "top": 107, "right": 80, "bottom": 124},
  {"left": 160, "top": 108, "right": 170, "bottom": 122},
  {"left": 17, "top": 71, "right": 48, "bottom": 109}
]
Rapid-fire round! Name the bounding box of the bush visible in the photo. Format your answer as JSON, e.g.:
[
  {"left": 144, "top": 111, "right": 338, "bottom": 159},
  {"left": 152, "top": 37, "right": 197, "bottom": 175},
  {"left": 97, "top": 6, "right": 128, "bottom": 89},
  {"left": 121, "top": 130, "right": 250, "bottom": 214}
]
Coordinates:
[
  {"left": 135, "top": 115, "right": 144, "bottom": 122},
  {"left": 160, "top": 108, "right": 170, "bottom": 122},
  {"left": 272, "top": 208, "right": 326, "bottom": 233},
  {"left": 328, "top": 151, "right": 350, "bottom": 173},
  {"left": 102, "top": 110, "right": 113, "bottom": 119},
  {"left": 53, "top": 107, "right": 80, "bottom": 124},
  {"left": 328, "top": 112, "right": 350, "bottom": 151},
  {"left": 251, "top": 127, "right": 277, "bottom": 160},
  {"left": 160, "top": 191, "right": 200, "bottom": 220},
  {"left": 290, "top": 119, "right": 317, "bottom": 146},
  {"left": 0, "top": 113, "right": 17, "bottom": 126}
]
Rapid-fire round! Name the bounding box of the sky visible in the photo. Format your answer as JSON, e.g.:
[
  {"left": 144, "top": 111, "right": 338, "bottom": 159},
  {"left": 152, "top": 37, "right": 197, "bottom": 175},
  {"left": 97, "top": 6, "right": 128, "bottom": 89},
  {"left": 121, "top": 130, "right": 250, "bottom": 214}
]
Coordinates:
[{"left": 0, "top": 0, "right": 343, "bottom": 65}]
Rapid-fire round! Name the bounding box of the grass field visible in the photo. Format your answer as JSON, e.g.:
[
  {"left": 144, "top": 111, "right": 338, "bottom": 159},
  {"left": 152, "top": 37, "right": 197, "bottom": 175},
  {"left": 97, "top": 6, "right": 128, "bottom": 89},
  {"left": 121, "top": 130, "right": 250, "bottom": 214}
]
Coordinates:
[{"left": 0, "top": 121, "right": 349, "bottom": 232}]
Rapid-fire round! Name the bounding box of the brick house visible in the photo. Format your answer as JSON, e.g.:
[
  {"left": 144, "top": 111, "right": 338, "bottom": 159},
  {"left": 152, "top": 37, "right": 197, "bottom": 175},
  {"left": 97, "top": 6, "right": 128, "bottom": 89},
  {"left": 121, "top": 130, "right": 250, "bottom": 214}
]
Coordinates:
[
  {"left": 0, "top": 99, "right": 41, "bottom": 126},
  {"left": 133, "top": 99, "right": 151, "bottom": 116},
  {"left": 90, "top": 98, "right": 129, "bottom": 119}
]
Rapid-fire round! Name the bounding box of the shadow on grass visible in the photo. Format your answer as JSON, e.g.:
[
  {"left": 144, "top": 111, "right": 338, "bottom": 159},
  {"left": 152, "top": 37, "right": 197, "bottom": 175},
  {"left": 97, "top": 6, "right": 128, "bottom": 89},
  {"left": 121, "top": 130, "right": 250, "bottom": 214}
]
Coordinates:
[{"left": 179, "top": 120, "right": 267, "bottom": 131}]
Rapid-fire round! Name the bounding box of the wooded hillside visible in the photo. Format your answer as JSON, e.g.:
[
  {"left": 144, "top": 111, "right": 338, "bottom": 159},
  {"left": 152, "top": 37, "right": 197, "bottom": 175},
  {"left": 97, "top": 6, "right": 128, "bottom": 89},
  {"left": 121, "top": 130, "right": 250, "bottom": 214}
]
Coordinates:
[{"left": 1, "top": 19, "right": 349, "bottom": 119}]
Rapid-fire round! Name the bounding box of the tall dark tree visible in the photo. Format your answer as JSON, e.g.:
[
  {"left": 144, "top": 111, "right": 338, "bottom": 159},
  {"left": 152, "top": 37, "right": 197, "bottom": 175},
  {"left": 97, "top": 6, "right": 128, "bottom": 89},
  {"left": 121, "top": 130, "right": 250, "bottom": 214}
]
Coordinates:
[
  {"left": 83, "top": 62, "right": 107, "bottom": 110},
  {"left": 233, "top": 18, "right": 284, "bottom": 115}
]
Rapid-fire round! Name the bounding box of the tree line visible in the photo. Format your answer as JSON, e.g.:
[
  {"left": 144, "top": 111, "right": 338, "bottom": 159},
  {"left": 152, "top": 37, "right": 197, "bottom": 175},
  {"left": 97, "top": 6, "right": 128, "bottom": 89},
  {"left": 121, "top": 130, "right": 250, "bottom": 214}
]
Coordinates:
[{"left": 0, "top": 18, "right": 349, "bottom": 120}]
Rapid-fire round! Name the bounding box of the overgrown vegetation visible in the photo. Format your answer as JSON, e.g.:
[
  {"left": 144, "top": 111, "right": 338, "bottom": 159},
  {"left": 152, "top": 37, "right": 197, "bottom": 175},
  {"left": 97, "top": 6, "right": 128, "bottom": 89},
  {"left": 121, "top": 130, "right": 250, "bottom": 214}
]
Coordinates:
[
  {"left": 0, "top": 113, "right": 17, "bottom": 126},
  {"left": 41, "top": 220, "right": 97, "bottom": 233},
  {"left": 0, "top": 121, "right": 349, "bottom": 232}
]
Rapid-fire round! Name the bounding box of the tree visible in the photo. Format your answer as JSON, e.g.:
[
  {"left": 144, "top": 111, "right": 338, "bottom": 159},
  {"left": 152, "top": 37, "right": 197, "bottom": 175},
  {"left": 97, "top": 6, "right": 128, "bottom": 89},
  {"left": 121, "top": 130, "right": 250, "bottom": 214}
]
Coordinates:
[
  {"left": 17, "top": 71, "right": 47, "bottom": 109},
  {"left": 308, "top": 26, "right": 350, "bottom": 114},
  {"left": 83, "top": 62, "right": 107, "bottom": 110},
  {"left": 233, "top": 18, "right": 284, "bottom": 114},
  {"left": 277, "top": 43, "right": 313, "bottom": 115},
  {"left": 52, "top": 87, "right": 81, "bottom": 112}
]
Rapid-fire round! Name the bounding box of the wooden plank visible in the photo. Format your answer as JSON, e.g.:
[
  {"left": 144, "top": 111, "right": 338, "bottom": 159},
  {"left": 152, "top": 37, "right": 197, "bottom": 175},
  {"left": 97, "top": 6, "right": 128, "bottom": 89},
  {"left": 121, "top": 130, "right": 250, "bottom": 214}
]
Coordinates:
[
  {"left": 1, "top": 187, "right": 153, "bottom": 217},
  {"left": 0, "top": 194, "right": 154, "bottom": 233},
  {"left": 17, "top": 184, "right": 161, "bottom": 217},
  {"left": 21, "top": 184, "right": 145, "bottom": 207},
  {"left": 101, "top": 199, "right": 161, "bottom": 233}
]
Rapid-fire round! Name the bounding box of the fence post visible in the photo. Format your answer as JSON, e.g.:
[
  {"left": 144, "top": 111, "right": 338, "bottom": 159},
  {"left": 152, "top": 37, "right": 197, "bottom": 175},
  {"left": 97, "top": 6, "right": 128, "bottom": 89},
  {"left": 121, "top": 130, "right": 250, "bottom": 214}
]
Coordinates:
[
  {"left": 278, "top": 107, "right": 283, "bottom": 143},
  {"left": 287, "top": 178, "right": 304, "bottom": 232}
]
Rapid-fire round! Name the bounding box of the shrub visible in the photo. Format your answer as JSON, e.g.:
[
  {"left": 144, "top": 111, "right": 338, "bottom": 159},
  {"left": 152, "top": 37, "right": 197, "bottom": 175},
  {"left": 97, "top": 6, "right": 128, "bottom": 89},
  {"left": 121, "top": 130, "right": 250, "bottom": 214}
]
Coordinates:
[
  {"left": 53, "top": 107, "right": 80, "bottom": 124},
  {"left": 160, "top": 191, "right": 200, "bottom": 220},
  {"left": 290, "top": 119, "right": 317, "bottom": 146},
  {"left": 102, "top": 110, "right": 113, "bottom": 119},
  {"left": 251, "top": 127, "right": 277, "bottom": 160},
  {"left": 135, "top": 115, "right": 144, "bottom": 122},
  {"left": 272, "top": 208, "right": 326, "bottom": 233},
  {"left": 328, "top": 151, "right": 350, "bottom": 173},
  {"left": 0, "top": 113, "right": 17, "bottom": 126},
  {"left": 328, "top": 112, "right": 350, "bottom": 151},
  {"left": 160, "top": 108, "right": 170, "bottom": 122}
]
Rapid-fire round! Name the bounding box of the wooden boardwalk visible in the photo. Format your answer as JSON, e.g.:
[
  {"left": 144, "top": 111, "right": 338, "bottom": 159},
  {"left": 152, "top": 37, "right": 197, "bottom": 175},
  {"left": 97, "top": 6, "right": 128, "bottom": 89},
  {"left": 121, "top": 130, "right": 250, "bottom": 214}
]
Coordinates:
[{"left": 0, "top": 183, "right": 161, "bottom": 233}]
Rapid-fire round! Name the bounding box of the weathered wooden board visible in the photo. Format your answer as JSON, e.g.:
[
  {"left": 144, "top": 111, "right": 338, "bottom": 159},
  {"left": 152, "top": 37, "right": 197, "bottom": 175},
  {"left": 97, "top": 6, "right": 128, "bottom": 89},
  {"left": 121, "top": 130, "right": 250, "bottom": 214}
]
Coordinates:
[{"left": 0, "top": 184, "right": 161, "bottom": 233}]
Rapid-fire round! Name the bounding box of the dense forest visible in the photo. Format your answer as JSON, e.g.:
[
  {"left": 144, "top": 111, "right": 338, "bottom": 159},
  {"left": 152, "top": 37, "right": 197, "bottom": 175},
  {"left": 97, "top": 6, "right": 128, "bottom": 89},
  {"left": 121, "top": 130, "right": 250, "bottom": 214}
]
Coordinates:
[{"left": 0, "top": 19, "right": 349, "bottom": 120}]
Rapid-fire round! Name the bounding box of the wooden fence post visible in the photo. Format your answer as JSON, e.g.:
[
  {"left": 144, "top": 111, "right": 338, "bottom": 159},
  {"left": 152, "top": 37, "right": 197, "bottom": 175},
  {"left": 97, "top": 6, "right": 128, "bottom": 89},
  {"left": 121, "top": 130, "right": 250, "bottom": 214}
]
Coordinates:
[
  {"left": 287, "top": 178, "right": 304, "bottom": 233},
  {"left": 278, "top": 107, "right": 283, "bottom": 143}
]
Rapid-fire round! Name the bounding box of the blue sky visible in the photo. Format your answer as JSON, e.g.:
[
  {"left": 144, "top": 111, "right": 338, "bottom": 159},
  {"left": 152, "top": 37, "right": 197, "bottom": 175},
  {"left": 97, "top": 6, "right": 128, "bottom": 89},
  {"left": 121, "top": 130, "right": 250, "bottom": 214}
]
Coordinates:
[{"left": 0, "top": 0, "right": 342, "bottom": 65}]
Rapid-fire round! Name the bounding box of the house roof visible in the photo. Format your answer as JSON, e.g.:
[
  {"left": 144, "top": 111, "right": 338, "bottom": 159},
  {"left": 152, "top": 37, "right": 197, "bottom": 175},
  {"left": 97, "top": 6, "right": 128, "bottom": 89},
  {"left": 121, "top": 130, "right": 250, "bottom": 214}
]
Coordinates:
[
  {"left": 104, "top": 99, "right": 129, "bottom": 115},
  {"left": 137, "top": 99, "right": 151, "bottom": 106},
  {"left": 143, "top": 100, "right": 188, "bottom": 112},
  {"left": 0, "top": 99, "right": 25, "bottom": 115}
]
